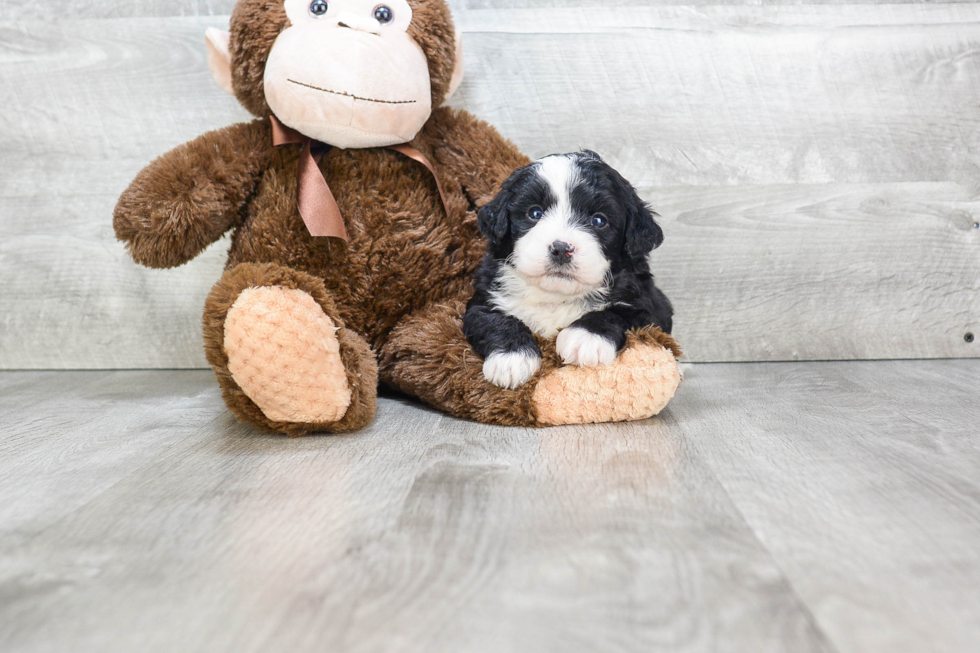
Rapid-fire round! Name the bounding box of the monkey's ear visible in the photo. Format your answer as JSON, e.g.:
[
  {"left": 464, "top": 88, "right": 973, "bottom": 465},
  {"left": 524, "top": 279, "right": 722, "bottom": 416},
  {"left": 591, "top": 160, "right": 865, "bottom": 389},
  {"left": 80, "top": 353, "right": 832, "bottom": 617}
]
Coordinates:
[
  {"left": 445, "top": 27, "right": 464, "bottom": 100},
  {"left": 205, "top": 27, "right": 234, "bottom": 95}
]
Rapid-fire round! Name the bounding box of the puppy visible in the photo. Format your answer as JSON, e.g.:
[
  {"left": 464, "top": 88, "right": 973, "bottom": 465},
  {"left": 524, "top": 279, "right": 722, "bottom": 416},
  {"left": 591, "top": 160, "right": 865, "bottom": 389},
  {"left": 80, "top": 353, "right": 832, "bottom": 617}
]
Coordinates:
[{"left": 464, "top": 151, "right": 673, "bottom": 389}]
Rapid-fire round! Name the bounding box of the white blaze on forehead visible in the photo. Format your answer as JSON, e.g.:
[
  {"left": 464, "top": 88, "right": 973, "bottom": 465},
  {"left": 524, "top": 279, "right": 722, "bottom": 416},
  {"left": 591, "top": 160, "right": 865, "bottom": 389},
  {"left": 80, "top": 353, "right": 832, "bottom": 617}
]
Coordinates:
[
  {"left": 508, "top": 153, "right": 610, "bottom": 296},
  {"left": 537, "top": 154, "right": 580, "bottom": 222},
  {"left": 493, "top": 154, "right": 613, "bottom": 337}
]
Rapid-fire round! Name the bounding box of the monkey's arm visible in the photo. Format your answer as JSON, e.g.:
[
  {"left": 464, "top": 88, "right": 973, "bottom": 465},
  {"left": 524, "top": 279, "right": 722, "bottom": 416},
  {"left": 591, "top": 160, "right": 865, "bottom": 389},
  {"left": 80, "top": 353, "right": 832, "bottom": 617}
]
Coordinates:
[
  {"left": 422, "top": 108, "right": 532, "bottom": 207},
  {"left": 113, "top": 119, "right": 272, "bottom": 269}
]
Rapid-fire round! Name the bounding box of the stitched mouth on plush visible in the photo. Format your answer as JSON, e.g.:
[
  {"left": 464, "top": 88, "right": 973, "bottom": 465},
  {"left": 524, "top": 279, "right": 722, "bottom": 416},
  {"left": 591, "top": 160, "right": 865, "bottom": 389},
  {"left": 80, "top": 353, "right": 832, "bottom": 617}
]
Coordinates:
[{"left": 286, "top": 79, "right": 417, "bottom": 105}]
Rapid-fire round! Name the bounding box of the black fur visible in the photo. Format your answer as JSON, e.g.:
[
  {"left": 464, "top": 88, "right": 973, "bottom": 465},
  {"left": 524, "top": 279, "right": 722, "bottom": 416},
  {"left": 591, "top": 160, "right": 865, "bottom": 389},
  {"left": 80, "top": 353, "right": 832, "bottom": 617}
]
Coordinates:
[
  {"left": 465, "top": 151, "right": 673, "bottom": 361},
  {"left": 462, "top": 299, "right": 541, "bottom": 360}
]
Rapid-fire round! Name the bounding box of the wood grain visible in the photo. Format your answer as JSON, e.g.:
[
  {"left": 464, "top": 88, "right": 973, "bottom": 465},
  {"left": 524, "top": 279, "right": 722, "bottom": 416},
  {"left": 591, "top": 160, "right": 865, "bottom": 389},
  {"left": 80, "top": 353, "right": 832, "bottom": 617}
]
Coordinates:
[
  {"left": 654, "top": 182, "right": 980, "bottom": 361},
  {"left": 0, "top": 371, "right": 223, "bottom": 545},
  {"left": 0, "top": 370, "right": 834, "bottom": 653},
  {"left": 2, "top": 362, "right": 979, "bottom": 651},
  {"left": 451, "top": 5, "right": 980, "bottom": 186},
  {"left": 1, "top": 5, "right": 978, "bottom": 367},
  {"left": 677, "top": 359, "right": 980, "bottom": 652},
  {"left": 3, "top": 0, "right": 969, "bottom": 20},
  {"left": 453, "top": 0, "right": 970, "bottom": 7},
  {"left": 0, "top": 17, "right": 250, "bottom": 369},
  {"left": 0, "top": 1, "right": 237, "bottom": 19}
]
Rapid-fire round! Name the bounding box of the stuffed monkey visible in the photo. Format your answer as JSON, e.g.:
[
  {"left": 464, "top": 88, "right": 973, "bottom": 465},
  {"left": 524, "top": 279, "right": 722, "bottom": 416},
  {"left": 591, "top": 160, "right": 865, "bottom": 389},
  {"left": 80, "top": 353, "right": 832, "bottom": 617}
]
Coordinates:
[{"left": 114, "top": 0, "right": 682, "bottom": 435}]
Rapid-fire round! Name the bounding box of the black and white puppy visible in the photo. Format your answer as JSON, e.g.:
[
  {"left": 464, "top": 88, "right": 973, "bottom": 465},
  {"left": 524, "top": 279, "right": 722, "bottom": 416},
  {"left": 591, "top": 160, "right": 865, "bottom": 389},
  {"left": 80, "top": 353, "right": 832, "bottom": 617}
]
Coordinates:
[{"left": 463, "top": 151, "right": 673, "bottom": 389}]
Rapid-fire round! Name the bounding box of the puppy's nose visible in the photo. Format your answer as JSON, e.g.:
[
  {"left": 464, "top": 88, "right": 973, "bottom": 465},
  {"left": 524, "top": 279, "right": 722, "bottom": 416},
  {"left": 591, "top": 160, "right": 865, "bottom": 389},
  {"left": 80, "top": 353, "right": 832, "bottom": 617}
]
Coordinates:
[{"left": 549, "top": 241, "right": 575, "bottom": 263}]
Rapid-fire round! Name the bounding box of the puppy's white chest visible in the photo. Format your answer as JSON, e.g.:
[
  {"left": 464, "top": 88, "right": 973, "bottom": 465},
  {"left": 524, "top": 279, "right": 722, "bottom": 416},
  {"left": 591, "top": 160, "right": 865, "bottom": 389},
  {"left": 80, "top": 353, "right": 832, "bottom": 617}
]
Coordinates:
[
  {"left": 490, "top": 269, "right": 606, "bottom": 338},
  {"left": 503, "top": 295, "right": 589, "bottom": 339}
]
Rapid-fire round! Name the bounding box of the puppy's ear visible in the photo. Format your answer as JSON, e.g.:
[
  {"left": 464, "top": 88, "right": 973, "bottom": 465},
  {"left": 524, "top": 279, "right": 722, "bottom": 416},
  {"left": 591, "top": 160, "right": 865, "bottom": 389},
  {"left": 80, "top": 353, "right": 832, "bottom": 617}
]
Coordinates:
[
  {"left": 624, "top": 195, "right": 665, "bottom": 264},
  {"left": 478, "top": 168, "right": 524, "bottom": 247},
  {"left": 607, "top": 165, "right": 663, "bottom": 264},
  {"left": 477, "top": 192, "right": 510, "bottom": 246}
]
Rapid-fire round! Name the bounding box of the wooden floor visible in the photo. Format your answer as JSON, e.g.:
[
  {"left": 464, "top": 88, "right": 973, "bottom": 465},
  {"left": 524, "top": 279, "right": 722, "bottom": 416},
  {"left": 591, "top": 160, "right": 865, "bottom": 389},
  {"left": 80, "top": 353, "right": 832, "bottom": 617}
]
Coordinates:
[{"left": 1, "top": 362, "right": 978, "bottom": 652}]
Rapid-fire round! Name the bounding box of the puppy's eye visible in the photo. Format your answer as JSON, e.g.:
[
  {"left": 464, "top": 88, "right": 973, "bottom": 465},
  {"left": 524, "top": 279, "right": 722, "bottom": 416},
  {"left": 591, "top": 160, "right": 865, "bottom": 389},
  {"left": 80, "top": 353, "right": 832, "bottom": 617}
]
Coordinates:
[
  {"left": 528, "top": 206, "right": 544, "bottom": 221},
  {"left": 591, "top": 214, "right": 608, "bottom": 228},
  {"left": 373, "top": 5, "right": 394, "bottom": 23},
  {"left": 309, "top": 0, "right": 328, "bottom": 17}
]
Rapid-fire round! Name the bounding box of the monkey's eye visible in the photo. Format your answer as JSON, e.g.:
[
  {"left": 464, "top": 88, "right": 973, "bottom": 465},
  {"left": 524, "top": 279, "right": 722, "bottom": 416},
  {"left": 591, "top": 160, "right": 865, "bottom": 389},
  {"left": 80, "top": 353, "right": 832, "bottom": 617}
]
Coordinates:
[
  {"left": 528, "top": 206, "right": 544, "bottom": 221},
  {"left": 309, "top": 0, "right": 328, "bottom": 17},
  {"left": 373, "top": 5, "right": 394, "bottom": 24},
  {"left": 591, "top": 214, "right": 608, "bottom": 228}
]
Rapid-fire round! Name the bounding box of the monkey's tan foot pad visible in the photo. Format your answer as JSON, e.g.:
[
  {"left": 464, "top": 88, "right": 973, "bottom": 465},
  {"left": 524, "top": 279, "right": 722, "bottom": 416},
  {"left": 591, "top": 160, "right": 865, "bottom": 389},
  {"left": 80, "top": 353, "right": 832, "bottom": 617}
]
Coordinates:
[
  {"left": 532, "top": 343, "right": 680, "bottom": 426},
  {"left": 224, "top": 287, "right": 352, "bottom": 424}
]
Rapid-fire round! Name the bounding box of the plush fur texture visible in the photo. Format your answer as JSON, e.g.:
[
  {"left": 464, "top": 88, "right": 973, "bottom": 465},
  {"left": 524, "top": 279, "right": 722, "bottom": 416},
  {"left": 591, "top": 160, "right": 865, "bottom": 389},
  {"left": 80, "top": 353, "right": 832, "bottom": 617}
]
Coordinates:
[
  {"left": 203, "top": 262, "right": 379, "bottom": 435},
  {"left": 381, "top": 299, "right": 682, "bottom": 426},
  {"left": 115, "top": 0, "right": 683, "bottom": 434},
  {"left": 113, "top": 120, "right": 273, "bottom": 269}
]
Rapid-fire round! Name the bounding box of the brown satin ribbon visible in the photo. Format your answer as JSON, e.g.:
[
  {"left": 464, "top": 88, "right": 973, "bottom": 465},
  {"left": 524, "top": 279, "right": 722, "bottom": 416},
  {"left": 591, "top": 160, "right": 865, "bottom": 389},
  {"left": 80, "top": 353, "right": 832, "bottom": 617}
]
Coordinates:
[
  {"left": 387, "top": 143, "right": 449, "bottom": 212},
  {"left": 270, "top": 115, "right": 448, "bottom": 242}
]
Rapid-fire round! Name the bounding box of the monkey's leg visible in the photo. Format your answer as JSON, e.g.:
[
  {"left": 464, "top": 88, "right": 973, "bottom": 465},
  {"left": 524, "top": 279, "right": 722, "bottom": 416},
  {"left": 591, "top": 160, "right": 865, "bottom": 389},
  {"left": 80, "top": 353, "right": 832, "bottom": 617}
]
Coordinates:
[
  {"left": 204, "top": 262, "right": 377, "bottom": 436},
  {"left": 378, "top": 300, "right": 682, "bottom": 427},
  {"left": 530, "top": 328, "right": 682, "bottom": 426}
]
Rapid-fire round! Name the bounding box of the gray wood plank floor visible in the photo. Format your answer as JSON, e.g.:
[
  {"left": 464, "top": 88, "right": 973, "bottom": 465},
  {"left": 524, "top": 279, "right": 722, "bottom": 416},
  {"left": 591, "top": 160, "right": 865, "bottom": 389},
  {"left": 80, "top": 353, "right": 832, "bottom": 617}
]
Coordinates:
[{"left": 1, "top": 362, "right": 978, "bottom": 652}]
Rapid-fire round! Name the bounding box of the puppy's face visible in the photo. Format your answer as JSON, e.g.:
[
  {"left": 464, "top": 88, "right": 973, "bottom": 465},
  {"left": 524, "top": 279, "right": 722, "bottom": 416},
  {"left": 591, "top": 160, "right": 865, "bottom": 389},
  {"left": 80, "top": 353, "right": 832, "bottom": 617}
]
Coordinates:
[{"left": 478, "top": 152, "right": 664, "bottom": 296}]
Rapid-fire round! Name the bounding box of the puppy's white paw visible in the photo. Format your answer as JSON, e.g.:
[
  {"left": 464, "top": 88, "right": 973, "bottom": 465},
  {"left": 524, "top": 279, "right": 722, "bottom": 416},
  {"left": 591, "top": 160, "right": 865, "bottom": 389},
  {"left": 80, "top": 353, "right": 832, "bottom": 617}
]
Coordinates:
[
  {"left": 557, "top": 327, "right": 618, "bottom": 367},
  {"left": 483, "top": 350, "right": 541, "bottom": 389}
]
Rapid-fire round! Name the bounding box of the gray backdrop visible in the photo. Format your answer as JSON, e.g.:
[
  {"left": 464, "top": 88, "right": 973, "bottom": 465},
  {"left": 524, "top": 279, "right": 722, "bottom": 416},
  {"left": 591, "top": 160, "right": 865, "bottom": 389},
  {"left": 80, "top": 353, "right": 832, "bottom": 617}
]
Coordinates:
[{"left": 1, "top": 0, "right": 978, "bottom": 369}]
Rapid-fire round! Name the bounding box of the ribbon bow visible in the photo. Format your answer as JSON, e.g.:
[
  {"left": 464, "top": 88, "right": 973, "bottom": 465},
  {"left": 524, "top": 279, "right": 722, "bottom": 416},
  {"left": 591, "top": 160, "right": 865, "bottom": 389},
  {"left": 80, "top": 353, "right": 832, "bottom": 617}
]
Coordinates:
[{"left": 270, "top": 115, "right": 448, "bottom": 241}]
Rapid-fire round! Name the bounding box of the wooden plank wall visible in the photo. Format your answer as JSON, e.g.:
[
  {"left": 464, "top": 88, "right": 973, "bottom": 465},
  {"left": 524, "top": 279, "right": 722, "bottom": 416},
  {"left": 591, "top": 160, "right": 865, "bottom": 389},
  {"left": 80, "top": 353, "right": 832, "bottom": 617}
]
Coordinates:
[{"left": 1, "top": 1, "right": 978, "bottom": 368}]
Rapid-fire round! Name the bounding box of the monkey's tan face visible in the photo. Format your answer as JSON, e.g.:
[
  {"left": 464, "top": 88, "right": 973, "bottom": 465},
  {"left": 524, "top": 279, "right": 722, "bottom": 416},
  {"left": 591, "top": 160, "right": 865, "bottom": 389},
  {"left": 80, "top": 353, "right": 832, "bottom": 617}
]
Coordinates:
[{"left": 264, "top": 0, "right": 433, "bottom": 149}]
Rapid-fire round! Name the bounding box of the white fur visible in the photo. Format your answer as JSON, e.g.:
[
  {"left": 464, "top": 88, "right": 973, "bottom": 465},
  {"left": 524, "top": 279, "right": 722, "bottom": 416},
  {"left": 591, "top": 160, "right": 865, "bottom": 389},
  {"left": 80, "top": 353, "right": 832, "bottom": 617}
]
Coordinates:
[
  {"left": 483, "top": 350, "right": 542, "bottom": 389},
  {"left": 490, "top": 266, "right": 608, "bottom": 338},
  {"left": 556, "top": 327, "right": 618, "bottom": 367},
  {"left": 510, "top": 155, "right": 610, "bottom": 295},
  {"left": 537, "top": 155, "right": 579, "bottom": 220},
  {"left": 490, "top": 154, "right": 612, "bottom": 338}
]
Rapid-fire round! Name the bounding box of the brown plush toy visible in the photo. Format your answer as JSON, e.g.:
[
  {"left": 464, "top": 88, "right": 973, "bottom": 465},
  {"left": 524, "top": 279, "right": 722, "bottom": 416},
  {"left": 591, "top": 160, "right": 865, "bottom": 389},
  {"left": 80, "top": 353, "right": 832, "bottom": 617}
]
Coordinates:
[{"left": 114, "top": 0, "right": 682, "bottom": 436}]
